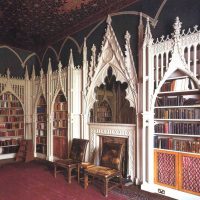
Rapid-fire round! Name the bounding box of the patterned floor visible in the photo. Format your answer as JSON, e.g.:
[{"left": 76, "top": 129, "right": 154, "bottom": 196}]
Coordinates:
[
  {"left": 112, "top": 184, "right": 175, "bottom": 200},
  {"left": 0, "top": 160, "right": 175, "bottom": 200}
]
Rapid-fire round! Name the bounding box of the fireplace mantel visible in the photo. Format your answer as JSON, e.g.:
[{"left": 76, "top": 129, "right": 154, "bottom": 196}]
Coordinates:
[{"left": 88, "top": 123, "right": 136, "bottom": 181}]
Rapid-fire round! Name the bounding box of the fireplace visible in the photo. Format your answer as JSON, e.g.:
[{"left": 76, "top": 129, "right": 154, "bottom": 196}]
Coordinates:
[{"left": 88, "top": 123, "right": 136, "bottom": 181}]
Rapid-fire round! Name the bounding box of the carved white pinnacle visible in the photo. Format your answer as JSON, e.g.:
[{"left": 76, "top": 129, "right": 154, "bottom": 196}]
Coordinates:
[
  {"left": 48, "top": 58, "right": 52, "bottom": 73},
  {"left": 139, "top": 12, "right": 143, "bottom": 25},
  {"left": 7, "top": 68, "right": 10, "bottom": 79},
  {"left": 40, "top": 68, "right": 44, "bottom": 79},
  {"left": 58, "top": 61, "right": 62, "bottom": 72},
  {"left": 173, "top": 16, "right": 182, "bottom": 36},
  {"left": 106, "top": 15, "right": 112, "bottom": 25},
  {"left": 144, "top": 17, "right": 153, "bottom": 45},
  {"left": 25, "top": 65, "right": 29, "bottom": 80},
  {"left": 125, "top": 31, "right": 131, "bottom": 43},
  {"left": 91, "top": 44, "right": 96, "bottom": 55},
  {"left": 31, "top": 64, "right": 36, "bottom": 80}
]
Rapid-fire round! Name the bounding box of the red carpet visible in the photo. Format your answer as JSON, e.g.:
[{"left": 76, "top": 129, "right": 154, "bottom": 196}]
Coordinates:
[{"left": 0, "top": 160, "right": 127, "bottom": 200}]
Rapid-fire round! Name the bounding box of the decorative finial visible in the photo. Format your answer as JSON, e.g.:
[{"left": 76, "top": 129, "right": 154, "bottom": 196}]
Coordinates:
[
  {"left": 58, "top": 60, "right": 62, "bottom": 71},
  {"left": 25, "top": 65, "right": 29, "bottom": 80},
  {"left": 144, "top": 17, "right": 152, "bottom": 44},
  {"left": 91, "top": 44, "right": 96, "bottom": 54},
  {"left": 31, "top": 64, "right": 35, "bottom": 80},
  {"left": 106, "top": 15, "right": 112, "bottom": 25},
  {"left": 7, "top": 68, "right": 10, "bottom": 79},
  {"left": 84, "top": 37, "right": 87, "bottom": 47},
  {"left": 173, "top": 17, "right": 182, "bottom": 36},
  {"left": 48, "top": 58, "right": 52, "bottom": 74},
  {"left": 125, "top": 31, "right": 131, "bottom": 43},
  {"left": 139, "top": 12, "right": 143, "bottom": 25},
  {"left": 40, "top": 67, "right": 44, "bottom": 78}
]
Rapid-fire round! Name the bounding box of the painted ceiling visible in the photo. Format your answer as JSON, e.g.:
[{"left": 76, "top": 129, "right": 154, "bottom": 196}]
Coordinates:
[{"left": 0, "top": 0, "right": 137, "bottom": 51}]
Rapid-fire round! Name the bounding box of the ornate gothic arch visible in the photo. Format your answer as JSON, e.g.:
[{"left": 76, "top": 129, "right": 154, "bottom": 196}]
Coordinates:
[{"left": 84, "top": 15, "right": 138, "bottom": 117}]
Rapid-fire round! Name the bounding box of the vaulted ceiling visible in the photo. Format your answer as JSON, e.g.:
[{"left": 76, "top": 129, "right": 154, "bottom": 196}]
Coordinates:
[{"left": 0, "top": 0, "right": 138, "bottom": 51}]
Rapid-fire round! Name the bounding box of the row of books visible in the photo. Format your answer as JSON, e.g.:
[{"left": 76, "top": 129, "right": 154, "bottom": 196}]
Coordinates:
[
  {"left": 0, "top": 102, "right": 22, "bottom": 108},
  {"left": 36, "top": 136, "right": 47, "bottom": 145},
  {"left": 37, "top": 123, "right": 47, "bottom": 130},
  {"left": 53, "top": 129, "right": 66, "bottom": 137},
  {"left": 0, "top": 93, "right": 18, "bottom": 101},
  {"left": 154, "top": 136, "right": 200, "bottom": 153},
  {"left": 96, "top": 117, "right": 112, "bottom": 122},
  {"left": 0, "top": 109, "right": 23, "bottom": 115},
  {"left": 36, "top": 130, "right": 47, "bottom": 136},
  {"left": 37, "top": 107, "right": 46, "bottom": 114},
  {"left": 37, "top": 114, "right": 46, "bottom": 121},
  {"left": 160, "top": 77, "right": 195, "bottom": 92},
  {"left": 155, "top": 122, "right": 200, "bottom": 135},
  {"left": 0, "top": 129, "right": 24, "bottom": 137},
  {"left": 54, "top": 112, "right": 67, "bottom": 119},
  {"left": 156, "top": 96, "right": 199, "bottom": 107},
  {"left": 0, "top": 122, "right": 24, "bottom": 129},
  {"left": 97, "top": 111, "right": 112, "bottom": 118},
  {"left": 0, "top": 139, "right": 20, "bottom": 146},
  {"left": 54, "top": 102, "right": 67, "bottom": 111},
  {"left": 36, "top": 144, "right": 47, "bottom": 154},
  {"left": 0, "top": 116, "right": 24, "bottom": 122},
  {"left": 155, "top": 108, "right": 200, "bottom": 119},
  {"left": 53, "top": 120, "right": 67, "bottom": 128},
  {"left": 0, "top": 146, "right": 19, "bottom": 154}
]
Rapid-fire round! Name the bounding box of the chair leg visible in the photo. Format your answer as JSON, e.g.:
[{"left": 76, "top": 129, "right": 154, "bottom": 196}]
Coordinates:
[
  {"left": 54, "top": 165, "right": 57, "bottom": 178},
  {"left": 84, "top": 174, "right": 88, "bottom": 189},
  {"left": 120, "top": 175, "right": 123, "bottom": 192},
  {"left": 67, "top": 167, "right": 72, "bottom": 184},
  {"left": 77, "top": 164, "right": 80, "bottom": 184},
  {"left": 103, "top": 178, "right": 109, "bottom": 197}
]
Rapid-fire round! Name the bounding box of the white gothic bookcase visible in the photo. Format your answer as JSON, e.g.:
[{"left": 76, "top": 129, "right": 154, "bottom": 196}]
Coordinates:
[{"left": 141, "top": 17, "right": 200, "bottom": 200}]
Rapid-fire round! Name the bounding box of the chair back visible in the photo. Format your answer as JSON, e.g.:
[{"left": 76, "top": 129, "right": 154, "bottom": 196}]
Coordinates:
[
  {"left": 69, "top": 138, "right": 89, "bottom": 162},
  {"left": 100, "top": 142, "right": 124, "bottom": 171}
]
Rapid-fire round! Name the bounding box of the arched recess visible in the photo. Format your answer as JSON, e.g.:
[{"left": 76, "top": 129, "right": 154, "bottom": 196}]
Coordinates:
[
  {"left": 0, "top": 89, "right": 25, "bottom": 111},
  {"left": 89, "top": 66, "right": 136, "bottom": 124},
  {"left": 35, "top": 94, "right": 47, "bottom": 155},
  {"left": 152, "top": 68, "right": 200, "bottom": 112},
  {"left": 0, "top": 91, "right": 25, "bottom": 142},
  {"left": 52, "top": 90, "right": 68, "bottom": 159},
  {"left": 87, "top": 63, "right": 137, "bottom": 120}
]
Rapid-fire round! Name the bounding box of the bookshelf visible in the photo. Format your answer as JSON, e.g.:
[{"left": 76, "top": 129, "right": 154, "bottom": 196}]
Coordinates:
[
  {"left": 0, "top": 92, "right": 24, "bottom": 158},
  {"left": 153, "top": 75, "right": 200, "bottom": 196},
  {"left": 36, "top": 95, "right": 47, "bottom": 155},
  {"left": 53, "top": 91, "right": 68, "bottom": 159},
  {"left": 141, "top": 17, "right": 200, "bottom": 199},
  {"left": 96, "top": 101, "right": 112, "bottom": 123},
  {"left": 154, "top": 76, "right": 200, "bottom": 153}
]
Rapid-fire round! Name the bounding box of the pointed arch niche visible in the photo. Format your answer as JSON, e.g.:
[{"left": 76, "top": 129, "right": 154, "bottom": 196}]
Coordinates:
[
  {"left": 0, "top": 92, "right": 24, "bottom": 159},
  {"left": 36, "top": 95, "right": 47, "bottom": 156},
  {"left": 53, "top": 90, "right": 68, "bottom": 159},
  {"left": 90, "top": 66, "right": 136, "bottom": 124}
]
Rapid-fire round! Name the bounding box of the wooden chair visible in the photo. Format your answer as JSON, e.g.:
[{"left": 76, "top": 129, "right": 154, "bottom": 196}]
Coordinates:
[
  {"left": 54, "top": 138, "right": 88, "bottom": 183},
  {"left": 84, "top": 142, "right": 124, "bottom": 197}
]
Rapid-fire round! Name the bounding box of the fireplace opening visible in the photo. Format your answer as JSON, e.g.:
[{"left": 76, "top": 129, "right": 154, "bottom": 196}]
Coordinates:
[{"left": 99, "top": 136, "right": 128, "bottom": 178}]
